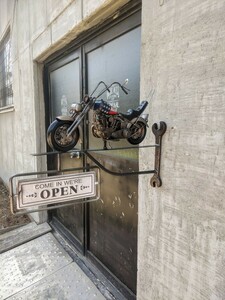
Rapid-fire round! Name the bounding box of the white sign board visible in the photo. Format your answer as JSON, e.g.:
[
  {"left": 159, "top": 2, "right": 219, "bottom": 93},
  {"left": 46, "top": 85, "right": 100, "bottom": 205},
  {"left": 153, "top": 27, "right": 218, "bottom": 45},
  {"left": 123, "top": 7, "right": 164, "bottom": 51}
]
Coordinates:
[{"left": 17, "top": 172, "right": 96, "bottom": 209}]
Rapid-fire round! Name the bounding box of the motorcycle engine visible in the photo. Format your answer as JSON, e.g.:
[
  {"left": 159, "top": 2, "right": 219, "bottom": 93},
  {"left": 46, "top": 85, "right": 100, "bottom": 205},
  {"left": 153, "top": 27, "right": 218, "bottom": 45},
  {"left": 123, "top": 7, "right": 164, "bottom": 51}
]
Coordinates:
[
  {"left": 92, "top": 112, "right": 121, "bottom": 139},
  {"left": 92, "top": 100, "right": 126, "bottom": 140},
  {"left": 92, "top": 113, "right": 109, "bottom": 139}
]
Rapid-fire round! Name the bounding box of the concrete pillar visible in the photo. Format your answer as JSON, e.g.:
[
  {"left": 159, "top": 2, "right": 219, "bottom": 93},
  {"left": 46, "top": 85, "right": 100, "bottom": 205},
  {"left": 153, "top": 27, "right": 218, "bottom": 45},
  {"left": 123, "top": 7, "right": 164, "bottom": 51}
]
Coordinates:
[{"left": 138, "top": 0, "right": 225, "bottom": 299}]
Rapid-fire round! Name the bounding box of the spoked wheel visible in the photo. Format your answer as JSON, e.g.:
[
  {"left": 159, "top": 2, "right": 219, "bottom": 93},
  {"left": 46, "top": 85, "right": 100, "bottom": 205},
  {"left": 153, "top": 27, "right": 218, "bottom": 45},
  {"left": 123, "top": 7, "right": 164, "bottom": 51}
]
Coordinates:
[
  {"left": 127, "top": 121, "right": 147, "bottom": 145},
  {"left": 47, "top": 120, "right": 79, "bottom": 152}
]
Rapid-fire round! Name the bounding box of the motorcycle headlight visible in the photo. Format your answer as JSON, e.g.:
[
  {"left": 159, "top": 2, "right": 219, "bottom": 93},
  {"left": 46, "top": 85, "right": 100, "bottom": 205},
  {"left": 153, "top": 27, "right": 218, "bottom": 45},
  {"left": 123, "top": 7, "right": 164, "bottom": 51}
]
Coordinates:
[{"left": 71, "top": 103, "right": 82, "bottom": 112}]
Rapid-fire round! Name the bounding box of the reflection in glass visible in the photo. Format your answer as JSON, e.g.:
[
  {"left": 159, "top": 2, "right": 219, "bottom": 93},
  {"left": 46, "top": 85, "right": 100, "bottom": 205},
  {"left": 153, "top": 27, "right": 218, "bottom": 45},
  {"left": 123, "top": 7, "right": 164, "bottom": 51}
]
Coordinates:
[
  {"left": 50, "top": 59, "right": 80, "bottom": 119},
  {"left": 87, "top": 27, "right": 141, "bottom": 158}
]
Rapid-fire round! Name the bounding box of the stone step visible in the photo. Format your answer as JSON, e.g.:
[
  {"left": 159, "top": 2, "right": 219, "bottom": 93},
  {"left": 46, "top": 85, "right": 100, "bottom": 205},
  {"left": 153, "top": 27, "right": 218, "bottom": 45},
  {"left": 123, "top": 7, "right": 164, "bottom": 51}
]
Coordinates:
[{"left": 0, "top": 222, "right": 51, "bottom": 253}]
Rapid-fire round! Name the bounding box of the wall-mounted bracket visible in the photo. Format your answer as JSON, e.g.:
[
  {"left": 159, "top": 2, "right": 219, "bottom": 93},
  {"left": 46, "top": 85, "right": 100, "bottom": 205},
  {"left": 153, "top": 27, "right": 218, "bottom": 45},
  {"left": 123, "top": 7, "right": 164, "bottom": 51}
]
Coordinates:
[
  {"left": 9, "top": 122, "right": 166, "bottom": 215},
  {"left": 69, "top": 121, "right": 167, "bottom": 186},
  {"left": 77, "top": 143, "right": 157, "bottom": 177},
  {"left": 32, "top": 121, "right": 167, "bottom": 186}
]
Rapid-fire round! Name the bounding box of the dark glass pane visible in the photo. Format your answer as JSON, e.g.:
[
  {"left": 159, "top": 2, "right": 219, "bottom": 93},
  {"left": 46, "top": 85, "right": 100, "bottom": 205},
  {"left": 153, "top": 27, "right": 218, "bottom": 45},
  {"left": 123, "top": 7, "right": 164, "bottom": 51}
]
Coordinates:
[
  {"left": 49, "top": 58, "right": 84, "bottom": 243},
  {"left": 50, "top": 59, "right": 80, "bottom": 119},
  {"left": 89, "top": 154, "right": 138, "bottom": 292},
  {"left": 87, "top": 27, "right": 141, "bottom": 156},
  {"left": 87, "top": 27, "right": 141, "bottom": 293}
]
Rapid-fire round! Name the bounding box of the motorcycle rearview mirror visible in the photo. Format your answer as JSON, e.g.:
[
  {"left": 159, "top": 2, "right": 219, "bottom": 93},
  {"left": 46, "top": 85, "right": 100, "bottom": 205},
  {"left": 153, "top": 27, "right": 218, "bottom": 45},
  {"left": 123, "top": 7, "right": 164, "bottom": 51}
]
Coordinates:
[
  {"left": 123, "top": 78, "right": 129, "bottom": 86},
  {"left": 121, "top": 78, "right": 130, "bottom": 94}
]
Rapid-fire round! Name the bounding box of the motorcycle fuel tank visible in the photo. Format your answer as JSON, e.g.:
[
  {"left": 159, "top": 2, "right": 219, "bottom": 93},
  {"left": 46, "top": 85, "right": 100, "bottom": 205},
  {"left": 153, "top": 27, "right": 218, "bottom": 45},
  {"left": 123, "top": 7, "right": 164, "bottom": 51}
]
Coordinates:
[{"left": 93, "top": 99, "right": 117, "bottom": 115}]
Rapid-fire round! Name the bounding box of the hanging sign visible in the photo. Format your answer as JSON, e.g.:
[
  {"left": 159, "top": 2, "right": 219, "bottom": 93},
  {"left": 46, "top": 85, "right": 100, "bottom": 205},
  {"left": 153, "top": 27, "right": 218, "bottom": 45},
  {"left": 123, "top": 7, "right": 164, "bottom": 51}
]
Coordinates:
[{"left": 17, "top": 172, "right": 96, "bottom": 209}]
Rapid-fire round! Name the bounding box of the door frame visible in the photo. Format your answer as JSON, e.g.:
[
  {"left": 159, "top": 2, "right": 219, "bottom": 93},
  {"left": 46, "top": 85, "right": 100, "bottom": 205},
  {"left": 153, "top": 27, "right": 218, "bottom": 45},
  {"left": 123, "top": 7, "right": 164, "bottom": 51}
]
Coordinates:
[{"left": 44, "top": 4, "right": 141, "bottom": 299}]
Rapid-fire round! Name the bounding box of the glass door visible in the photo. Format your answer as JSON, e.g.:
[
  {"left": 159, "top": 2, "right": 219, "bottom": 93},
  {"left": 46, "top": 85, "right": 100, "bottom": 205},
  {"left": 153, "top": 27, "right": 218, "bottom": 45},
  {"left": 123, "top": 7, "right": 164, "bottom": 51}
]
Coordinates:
[
  {"left": 48, "top": 51, "right": 85, "bottom": 251},
  {"left": 46, "top": 10, "right": 141, "bottom": 296},
  {"left": 85, "top": 26, "right": 141, "bottom": 294}
]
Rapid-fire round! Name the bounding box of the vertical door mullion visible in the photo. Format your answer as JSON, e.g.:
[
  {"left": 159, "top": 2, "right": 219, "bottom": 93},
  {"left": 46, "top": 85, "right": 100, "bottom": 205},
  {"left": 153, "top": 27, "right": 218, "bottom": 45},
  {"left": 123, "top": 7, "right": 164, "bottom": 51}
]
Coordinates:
[{"left": 82, "top": 46, "right": 90, "bottom": 255}]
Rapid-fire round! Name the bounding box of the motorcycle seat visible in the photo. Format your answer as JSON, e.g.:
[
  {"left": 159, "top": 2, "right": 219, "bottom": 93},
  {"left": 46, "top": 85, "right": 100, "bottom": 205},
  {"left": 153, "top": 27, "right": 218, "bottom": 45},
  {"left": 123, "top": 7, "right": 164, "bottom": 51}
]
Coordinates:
[{"left": 121, "top": 101, "right": 148, "bottom": 120}]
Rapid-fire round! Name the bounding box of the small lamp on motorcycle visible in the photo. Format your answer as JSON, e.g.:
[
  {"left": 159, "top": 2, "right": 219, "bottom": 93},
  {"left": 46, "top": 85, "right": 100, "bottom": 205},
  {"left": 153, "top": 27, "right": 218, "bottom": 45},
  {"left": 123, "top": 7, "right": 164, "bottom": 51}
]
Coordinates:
[{"left": 71, "top": 103, "right": 82, "bottom": 112}]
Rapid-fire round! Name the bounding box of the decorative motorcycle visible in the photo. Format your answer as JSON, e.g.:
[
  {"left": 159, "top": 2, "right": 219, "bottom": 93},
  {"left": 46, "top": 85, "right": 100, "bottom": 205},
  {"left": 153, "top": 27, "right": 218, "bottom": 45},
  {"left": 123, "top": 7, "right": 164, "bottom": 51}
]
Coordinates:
[{"left": 47, "top": 81, "right": 149, "bottom": 152}]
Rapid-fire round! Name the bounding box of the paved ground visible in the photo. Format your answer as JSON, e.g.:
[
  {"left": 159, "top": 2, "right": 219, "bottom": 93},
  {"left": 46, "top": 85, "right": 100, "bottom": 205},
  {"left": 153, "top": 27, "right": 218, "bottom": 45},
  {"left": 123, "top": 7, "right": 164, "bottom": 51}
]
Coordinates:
[
  {"left": 0, "top": 179, "right": 125, "bottom": 300},
  {"left": 0, "top": 223, "right": 106, "bottom": 300},
  {"left": 0, "top": 178, "right": 30, "bottom": 232},
  {"left": 0, "top": 180, "right": 122, "bottom": 300}
]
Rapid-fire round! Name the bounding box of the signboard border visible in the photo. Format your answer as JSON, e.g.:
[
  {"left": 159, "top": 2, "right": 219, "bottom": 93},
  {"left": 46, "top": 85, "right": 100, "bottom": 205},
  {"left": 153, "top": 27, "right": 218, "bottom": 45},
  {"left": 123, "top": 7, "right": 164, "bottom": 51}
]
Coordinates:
[{"left": 16, "top": 171, "right": 97, "bottom": 209}]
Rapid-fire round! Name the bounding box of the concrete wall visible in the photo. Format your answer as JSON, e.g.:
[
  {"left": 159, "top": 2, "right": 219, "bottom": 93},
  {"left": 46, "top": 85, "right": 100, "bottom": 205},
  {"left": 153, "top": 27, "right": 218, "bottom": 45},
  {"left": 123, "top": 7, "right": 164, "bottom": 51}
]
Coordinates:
[
  {"left": 138, "top": 0, "right": 225, "bottom": 299},
  {"left": 0, "top": 0, "right": 129, "bottom": 183}
]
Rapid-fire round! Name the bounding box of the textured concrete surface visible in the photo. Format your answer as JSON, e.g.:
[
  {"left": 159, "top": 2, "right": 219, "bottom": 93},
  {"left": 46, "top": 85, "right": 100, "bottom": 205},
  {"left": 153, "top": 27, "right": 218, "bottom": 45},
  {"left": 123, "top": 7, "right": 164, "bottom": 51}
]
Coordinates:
[
  {"left": 8, "top": 263, "right": 106, "bottom": 300},
  {"left": 138, "top": 0, "right": 225, "bottom": 299},
  {"left": 0, "top": 228, "right": 106, "bottom": 300},
  {"left": 0, "top": 222, "right": 51, "bottom": 253}
]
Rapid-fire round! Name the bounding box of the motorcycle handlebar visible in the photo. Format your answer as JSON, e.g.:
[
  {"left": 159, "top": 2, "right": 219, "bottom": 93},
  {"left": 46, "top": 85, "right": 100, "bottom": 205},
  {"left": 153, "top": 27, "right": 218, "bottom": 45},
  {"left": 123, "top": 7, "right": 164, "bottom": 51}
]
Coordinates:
[
  {"left": 121, "top": 86, "right": 129, "bottom": 94},
  {"left": 91, "top": 80, "right": 130, "bottom": 99}
]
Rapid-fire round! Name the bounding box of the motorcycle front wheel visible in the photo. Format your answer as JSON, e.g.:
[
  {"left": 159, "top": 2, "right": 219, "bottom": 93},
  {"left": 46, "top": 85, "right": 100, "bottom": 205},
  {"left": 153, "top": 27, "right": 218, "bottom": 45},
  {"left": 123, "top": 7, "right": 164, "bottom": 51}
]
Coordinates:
[
  {"left": 47, "top": 120, "right": 80, "bottom": 152},
  {"left": 127, "top": 121, "right": 147, "bottom": 145}
]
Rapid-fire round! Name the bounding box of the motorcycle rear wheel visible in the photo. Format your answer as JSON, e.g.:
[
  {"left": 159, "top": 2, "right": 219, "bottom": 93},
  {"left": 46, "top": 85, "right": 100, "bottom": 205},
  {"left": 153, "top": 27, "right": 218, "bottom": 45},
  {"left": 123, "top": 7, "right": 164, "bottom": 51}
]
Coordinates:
[
  {"left": 127, "top": 121, "right": 147, "bottom": 145},
  {"left": 47, "top": 120, "right": 79, "bottom": 152}
]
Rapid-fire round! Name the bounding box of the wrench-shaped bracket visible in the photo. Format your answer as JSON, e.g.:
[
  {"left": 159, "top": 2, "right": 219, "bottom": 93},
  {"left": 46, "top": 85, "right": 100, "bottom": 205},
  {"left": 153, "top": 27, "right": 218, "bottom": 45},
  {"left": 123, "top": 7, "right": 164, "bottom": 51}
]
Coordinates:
[{"left": 150, "top": 121, "right": 167, "bottom": 187}]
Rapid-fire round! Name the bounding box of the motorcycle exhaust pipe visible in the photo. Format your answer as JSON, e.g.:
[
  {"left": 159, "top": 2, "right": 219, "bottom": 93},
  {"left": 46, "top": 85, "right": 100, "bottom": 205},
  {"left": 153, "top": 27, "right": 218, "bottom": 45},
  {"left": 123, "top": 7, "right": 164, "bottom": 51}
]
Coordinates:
[{"left": 111, "top": 129, "right": 130, "bottom": 139}]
